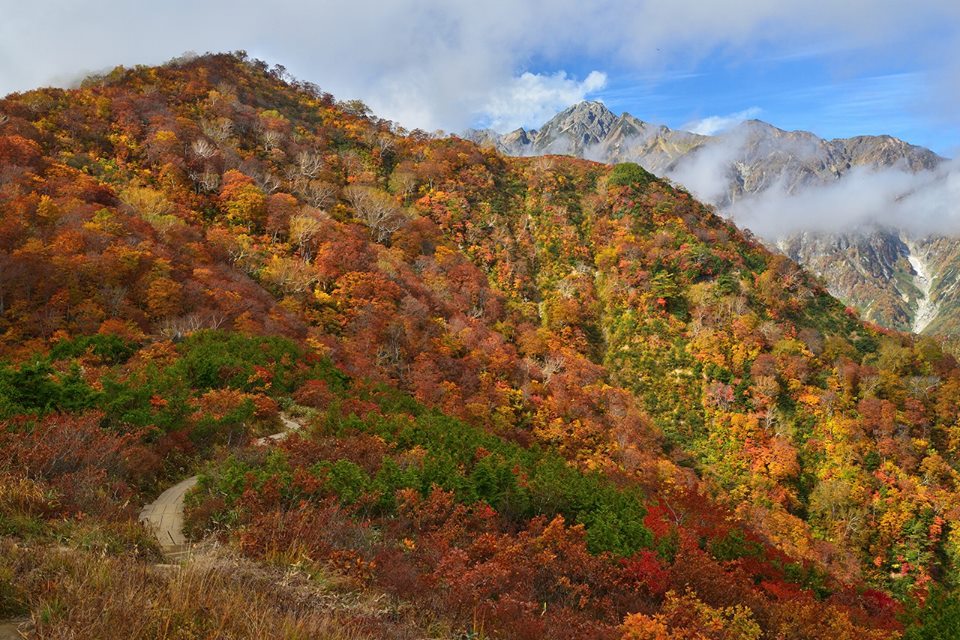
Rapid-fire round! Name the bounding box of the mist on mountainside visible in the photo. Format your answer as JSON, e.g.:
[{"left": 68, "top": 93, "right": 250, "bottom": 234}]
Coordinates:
[
  {"left": 475, "top": 103, "right": 960, "bottom": 244},
  {"left": 725, "top": 161, "right": 960, "bottom": 239},
  {"left": 642, "top": 121, "right": 960, "bottom": 240},
  {"left": 581, "top": 118, "right": 960, "bottom": 241}
]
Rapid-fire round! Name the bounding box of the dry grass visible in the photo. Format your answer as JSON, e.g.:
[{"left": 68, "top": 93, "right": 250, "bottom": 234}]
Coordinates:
[
  {"left": 0, "top": 476, "right": 53, "bottom": 516},
  {"left": 1, "top": 540, "right": 421, "bottom": 640}
]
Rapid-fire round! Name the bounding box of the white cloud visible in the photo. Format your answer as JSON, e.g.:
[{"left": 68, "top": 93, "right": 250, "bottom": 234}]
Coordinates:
[
  {"left": 683, "top": 107, "right": 763, "bottom": 135},
  {"left": 728, "top": 162, "right": 960, "bottom": 239},
  {"left": 667, "top": 129, "right": 751, "bottom": 203},
  {"left": 0, "top": 1, "right": 958, "bottom": 133},
  {"left": 480, "top": 70, "right": 607, "bottom": 132},
  {"left": 652, "top": 121, "right": 960, "bottom": 239}
]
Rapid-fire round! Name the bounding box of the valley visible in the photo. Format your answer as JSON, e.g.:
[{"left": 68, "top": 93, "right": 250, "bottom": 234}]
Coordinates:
[{"left": 906, "top": 243, "right": 936, "bottom": 334}]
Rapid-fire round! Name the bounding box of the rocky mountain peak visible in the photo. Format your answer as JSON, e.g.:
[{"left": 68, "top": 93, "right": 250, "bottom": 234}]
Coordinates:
[
  {"left": 552, "top": 99, "right": 616, "bottom": 123},
  {"left": 736, "top": 118, "right": 781, "bottom": 132},
  {"left": 532, "top": 100, "right": 619, "bottom": 153}
]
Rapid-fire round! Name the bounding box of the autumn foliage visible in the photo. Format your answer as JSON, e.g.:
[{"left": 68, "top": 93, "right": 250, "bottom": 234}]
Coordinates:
[{"left": 2, "top": 51, "right": 960, "bottom": 637}]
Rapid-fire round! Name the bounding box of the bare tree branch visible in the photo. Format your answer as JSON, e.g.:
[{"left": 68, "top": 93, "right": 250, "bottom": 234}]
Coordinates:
[
  {"left": 343, "top": 185, "right": 406, "bottom": 243},
  {"left": 191, "top": 138, "right": 218, "bottom": 159},
  {"left": 295, "top": 150, "right": 324, "bottom": 179}
]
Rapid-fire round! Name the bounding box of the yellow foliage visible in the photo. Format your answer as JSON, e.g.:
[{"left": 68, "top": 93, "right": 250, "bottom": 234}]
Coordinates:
[
  {"left": 621, "top": 589, "right": 761, "bottom": 640},
  {"left": 153, "top": 129, "right": 177, "bottom": 144},
  {"left": 36, "top": 195, "right": 60, "bottom": 224},
  {"left": 145, "top": 277, "right": 183, "bottom": 319}
]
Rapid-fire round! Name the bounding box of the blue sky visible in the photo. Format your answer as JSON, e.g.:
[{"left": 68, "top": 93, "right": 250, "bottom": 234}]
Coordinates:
[
  {"left": 2, "top": 1, "right": 958, "bottom": 155},
  {"left": 579, "top": 52, "right": 958, "bottom": 155}
]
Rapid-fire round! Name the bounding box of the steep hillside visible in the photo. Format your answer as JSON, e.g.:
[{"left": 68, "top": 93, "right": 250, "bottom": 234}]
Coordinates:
[
  {"left": 2, "top": 53, "right": 960, "bottom": 637},
  {"left": 470, "top": 102, "right": 957, "bottom": 335}
]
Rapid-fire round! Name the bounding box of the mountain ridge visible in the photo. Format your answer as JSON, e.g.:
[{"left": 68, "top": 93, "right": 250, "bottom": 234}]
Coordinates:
[
  {"left": 467, "top": 101, "right": 956, "bottom": 335},
  {"left": 468, "top": 100, "right": 944, "bottom": 169}
]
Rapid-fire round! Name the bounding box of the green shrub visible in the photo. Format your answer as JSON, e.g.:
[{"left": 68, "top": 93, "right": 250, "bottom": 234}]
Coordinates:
[
  {"left": 50, "top": 334, "right": 139, "bottom": 365},
  {"left": 903, "top": 588, "right": 960, "bottom": 639},
  {"left": 171, "top": 330, "right": 301, "bottom": 393},
  {"left": 0, "top": 360, "right": 99, "bottom": 416},
  {"left": 314, "top": 460, "right": 370, "bottom": 504},
  {"left": 709, "top": 529, "right": 763, "bottom": 562},
  {"left": 608, "top": 162, "right": 655, "bottom": 189},
  {"left": 335, "top": 405, "right": 653, "bottom": 556}
]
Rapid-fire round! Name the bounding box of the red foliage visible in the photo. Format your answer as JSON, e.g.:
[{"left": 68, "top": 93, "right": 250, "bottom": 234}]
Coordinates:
[
  {"left": 0, "top": 412, "right": 143, "bottom": 517},
  {"left": 0, "top": 134, "right": 43, "bottom": 168},
  {"left": 620, "top": 550, "right": 670, "bottom": 596},
  {"left": 293, "top": 380, "right": 333, "bottom": 408}
]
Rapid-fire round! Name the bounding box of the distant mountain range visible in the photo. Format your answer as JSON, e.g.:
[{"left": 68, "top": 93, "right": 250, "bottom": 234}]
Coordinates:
[{"left": 467, "top": 102, "right": 960, "bottom": 335}]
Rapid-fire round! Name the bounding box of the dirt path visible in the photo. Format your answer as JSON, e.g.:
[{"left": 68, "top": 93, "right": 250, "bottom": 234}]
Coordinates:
[
  {"left": 0, "top": 619, "right": 28, "bottom": 639},
  {"left": 138, "top": 475, "right": 198, "bottom": 557},
  {"left": 139, "top": 413, "right": 301, "bottom": 561},
  {"left": 255, "top": 413, "right": 301, "bottom": 445}
]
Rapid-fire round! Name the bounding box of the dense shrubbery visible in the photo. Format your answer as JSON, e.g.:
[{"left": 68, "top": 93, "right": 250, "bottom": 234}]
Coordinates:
[
  {"left": 0, "top": 360, "right": 99, "bottom": 417},
  {"left": 903, "top": 588, "right": 960, "bottom": 639},
  {"left": 50, "top": 334, "right": 140, "bottom": 365},
  {"left": 607, "top": 162, "right": 655, "bottom": 189},
  {"left": 197, "top": 387, "right": 652, "bottom": 556}
]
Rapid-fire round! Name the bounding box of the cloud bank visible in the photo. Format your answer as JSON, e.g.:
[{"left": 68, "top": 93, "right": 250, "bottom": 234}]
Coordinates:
[
  {"left": 1, "top": 1, "right": 958, "bottom": 133},
  {"left": 728, "top": 163, "right": 960, "bottom": 239},
  {"left": 666, "top": 131, "right": 751, "bottom": 204},
  {"left": 648, "top": 121, "right": 960, "bottom": 240}
]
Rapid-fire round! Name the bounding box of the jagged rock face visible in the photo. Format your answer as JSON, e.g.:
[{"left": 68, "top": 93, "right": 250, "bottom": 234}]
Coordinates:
[
  {"left": 529, "top": 101, "right": 619, "bottom": 154},
  {"left": 776, "top": 229, "right": 960, "bottom": 335},
  {"left": 907, "top": 237, "right": 960, "bottom": 335},
  {"left": 470, "top": 102, "right": 955, "bottom": 334},
  {"left": 665, "top": 121, "right": 942, "bottom": 206},
  {"left": 468, "top": 102, "right": 707, "bottom": 166},
  {"left": 840, "top": 135, "right": 943, "bottom": 172},
  {"left": 778, "top": 229, "right": 916, "bottom": 332}
]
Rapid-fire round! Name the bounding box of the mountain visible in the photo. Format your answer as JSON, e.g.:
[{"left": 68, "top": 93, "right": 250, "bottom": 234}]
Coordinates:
[
  {"left": 469, "top": 102, "right": 956, "bottom": 335},
  {"left": 777, "top": 230, "right": 960, "bottom": 335},
  {"left": 4, "top": 53, "right": 960, "bottom": 637},
  {"left": 468, "top": 101, "right": 706, "bottom": 168}
]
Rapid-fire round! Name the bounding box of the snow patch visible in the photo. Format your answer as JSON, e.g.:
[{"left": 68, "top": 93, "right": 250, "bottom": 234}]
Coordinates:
[{"left": 907, "top": 243, "right": 938, "bottom": 334}]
